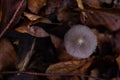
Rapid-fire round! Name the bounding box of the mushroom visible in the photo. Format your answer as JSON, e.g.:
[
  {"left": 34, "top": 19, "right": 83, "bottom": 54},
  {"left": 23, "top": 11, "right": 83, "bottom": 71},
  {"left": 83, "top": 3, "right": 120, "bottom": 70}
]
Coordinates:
[{"left": 64, "top": 25, "right": 97, "bottom": 58}]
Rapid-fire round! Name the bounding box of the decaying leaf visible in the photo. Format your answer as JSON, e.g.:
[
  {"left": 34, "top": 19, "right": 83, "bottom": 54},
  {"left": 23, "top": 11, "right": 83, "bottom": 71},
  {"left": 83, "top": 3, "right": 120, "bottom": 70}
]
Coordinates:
[
  {"left": 28, "top": 0, "right": 47, "bottom": 14},
  {"left": 50, "top": 34, "right": 62, "bottom": 49},
  {"left": 71, "top": 57, "right": 95, "bottom": 80},
  {"left": 0, "top": 0, "right": 120, "bottom": 79},
  {"left": 44, "top": 0, "right": 62, "bottom": 15},
  {"left": 46, "top": 60, "right": 86, "bottom": 74},
  {"left": 86, "top": 11, "right": 120, "bottom": 31},
  {"left": 46, "top": 60, "right": 87, "bottom": 80},
  {"left": 0, "top": 39, "right": 17, "bottom": 70},
  {"left": 57, "top": 7, "right": 80, "bottom": 25},
  {"left": 83, "top": 0, "right": 113, "bottom": 8},
  {"left": 15, "top": 17, "right": 51, "bottom": 38},
  {"left": 46, "top": 57, "right": 94, "bottom": 80},
  {"left": 24, "top": 12, "right": 41, "bottom": 21},
  {"left": 83, "top": 0, "right": 101, "bottom": 8},
  {"left": 76, "top": 0, "right": 84, "bottom": 10}
]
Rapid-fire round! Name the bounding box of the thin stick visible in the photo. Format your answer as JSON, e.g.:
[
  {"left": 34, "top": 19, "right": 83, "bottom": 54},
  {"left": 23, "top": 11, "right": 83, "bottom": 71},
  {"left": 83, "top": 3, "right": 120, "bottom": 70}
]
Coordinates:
[
  {"left": 17, "top": 38, "right": 36, "bottom": 72},
  {"left": 0, "top": 71, "right": 105, "bottom": 80},
  {"left": 0, "top": 0, "right": 25, "bottom": 38}
]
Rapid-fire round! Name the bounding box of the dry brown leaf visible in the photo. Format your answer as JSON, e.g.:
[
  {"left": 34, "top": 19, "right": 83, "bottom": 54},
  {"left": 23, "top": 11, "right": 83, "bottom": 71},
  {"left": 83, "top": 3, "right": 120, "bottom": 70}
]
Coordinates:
[
  {"left": 70, "top": 57, "right": 95, "bottom": 80},
  {"left": 15, "top": 18, "right": 51, "bottom": 37},
  {"left": 83, "top": 0, "right": 101, "bottom": 8},
  {"left": 44, "top": 0, "right": 62, "bottom": 15},
  {"left": 15, "top": 20, "right": 31, "bottom": 33},
  {"left": 16, "top": 25, "right": 49, "bottom": 38},
  {"left": 24, "top": 12, "right": 41, "bottom": 21},
  {"left": 46, "top": 60, "right": 87, "bottom": 80},
  {"left": 86, "top": 11, "right": 120, "bottom": 31},
  {"left": 78, "top": 59, "right": 93, "bottom": 73},
  {"left": 50, "top": 34, "right": 62, "bottom": 49},
  {"left": 0, "top": 39, "right": 17, "bottom": 70},
  {"left": 27, "top": 26, "right": 49, "bottom": 37},
  {"left": 76, "top": 0, "right": 84, "bottom": 10},
  {"left": 83, "top": 0, "right": 113, "bottom": 8},
  {"left": 57, "top": 7, "right": 80, "bottom": 25},
  {"left": 46, "top": 60, "right": 86, "bottom": 74},
  {"left": 28, "top": 0, "right": 47, "bottom": 14}
]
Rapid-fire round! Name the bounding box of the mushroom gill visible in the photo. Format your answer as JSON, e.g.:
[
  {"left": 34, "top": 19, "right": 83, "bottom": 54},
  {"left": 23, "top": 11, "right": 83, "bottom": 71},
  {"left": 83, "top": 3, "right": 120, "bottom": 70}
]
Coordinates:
[{"left": 64, "top": 25, "right": 97, "bottom": 58}]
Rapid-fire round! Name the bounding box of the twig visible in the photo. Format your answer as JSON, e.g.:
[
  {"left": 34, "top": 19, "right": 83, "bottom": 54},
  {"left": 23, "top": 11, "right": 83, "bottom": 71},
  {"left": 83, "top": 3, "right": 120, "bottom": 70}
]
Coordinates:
[
  {"left": 0, "top": 0, "right": 25, "bottom": 38},
  {"left": 0, "top": 71, "right": 105, "bottom": 80},
  {"left": 17, "top": 38, "right": 36, "bottom": 71}
]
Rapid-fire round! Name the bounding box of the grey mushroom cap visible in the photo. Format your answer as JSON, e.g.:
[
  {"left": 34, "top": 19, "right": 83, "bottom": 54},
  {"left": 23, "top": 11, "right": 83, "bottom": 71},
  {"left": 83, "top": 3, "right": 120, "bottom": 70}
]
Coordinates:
[{"left": 64, "top": 25, "right": 97, "bottom": 58}]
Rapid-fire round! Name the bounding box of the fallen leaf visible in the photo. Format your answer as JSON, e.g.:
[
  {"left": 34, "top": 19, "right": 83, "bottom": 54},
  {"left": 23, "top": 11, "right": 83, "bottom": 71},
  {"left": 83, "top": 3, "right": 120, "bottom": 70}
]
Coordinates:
[
  {"left": 28, "top": 0, "right": 47, "bottom": 14},
  {"left": 76, "top": 0, "right": 84, "bottom": 9},
  {"left": 50, "top": 34, "right": 62, "bottom": 49},
  {"left": 68, "top": 57, "right": 95, "bottom": 80},
  {"left": 57, "top": 6, "right": 80, "bottom": 25},
  {"left": 44, "top": 0, "right": 62, "bottom": 15},
  {"left": 24, "top": 12, "right": 41, "bottom": 21},
  {"left": 15, "top": 18, "right": 51, "bottom": 38},
  {"left": 0, "top": 39, "right": 17, "bottom": 70},
  {"left": 83, "top": 0, "right": 101, "bottom": 8},
  {"left": 83, "top": 0, "right": 113, "bottom": 8},
  {"left": 46, "top": 60, "right": 87, "bottom": 80},
  {"left": 85, "top": 11, "right": 120, "bottom": 31}
]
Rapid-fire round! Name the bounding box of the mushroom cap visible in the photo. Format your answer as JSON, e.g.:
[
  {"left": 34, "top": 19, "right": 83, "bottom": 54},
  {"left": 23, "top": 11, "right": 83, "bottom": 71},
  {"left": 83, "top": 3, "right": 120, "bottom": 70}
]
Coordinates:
[{"left": 64, "top": 25, "right": 97, "bottom": 58}]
